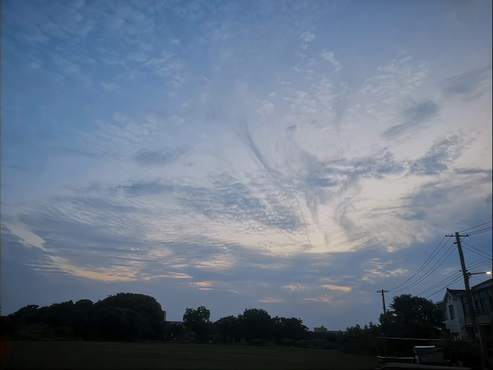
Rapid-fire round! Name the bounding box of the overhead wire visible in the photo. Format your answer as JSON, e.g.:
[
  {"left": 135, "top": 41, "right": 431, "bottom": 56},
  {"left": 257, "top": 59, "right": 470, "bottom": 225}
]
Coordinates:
[
  {"left": 393, "top": 241, "right": 455, "bottom": 294},
  {"left": 462, "top": 242, "right": 492, "bottom": 261},
  {"left": 386, "top": 221, "right": 491, "bottom": 298},
  {"left": 467, "top": 227, "right": 492, "bottom": 236},
  {"left": 388, "top": 236, "right": 447, "bottom": 292},
  {"left": 459, "top": 220, "right": 492, "bottom": 233},
  {"left": 425, "top": 259, "right": 492, "bottom": 300},
  {"left": 417, "top": 270, "right": 462, "bottom": 296},
  {"left": 416, "top": 260, "right": 487, "bottom": 297},
  {"left": 426, "top": 275, "right": 464, "bottom": 299}
]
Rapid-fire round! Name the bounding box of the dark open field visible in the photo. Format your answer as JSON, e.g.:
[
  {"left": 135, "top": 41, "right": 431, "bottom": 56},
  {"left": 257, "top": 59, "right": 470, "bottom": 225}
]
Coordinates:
[{"left": 3, "top": 341, "right": 376, "bottom": 370}]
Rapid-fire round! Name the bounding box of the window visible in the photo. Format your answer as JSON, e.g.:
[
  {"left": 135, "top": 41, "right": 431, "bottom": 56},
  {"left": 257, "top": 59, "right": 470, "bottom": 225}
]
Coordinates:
[{"left": 448, "top": 304, "right": 455, "bottom": 320}]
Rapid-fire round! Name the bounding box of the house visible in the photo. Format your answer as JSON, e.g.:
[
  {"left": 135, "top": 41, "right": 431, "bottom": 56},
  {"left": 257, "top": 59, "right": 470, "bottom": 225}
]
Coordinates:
[
  {"left": 442, "top": 288, "right": 466, "bottom": 338},
  {"left": 441, "top": 278, "right": 492, "bottom": 341}
]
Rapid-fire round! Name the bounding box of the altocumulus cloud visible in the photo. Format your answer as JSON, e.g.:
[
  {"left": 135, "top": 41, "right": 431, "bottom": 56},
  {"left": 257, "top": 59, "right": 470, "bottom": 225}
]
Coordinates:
[{"left": 2, "top": 0, "right": 491, "bottom": 328}]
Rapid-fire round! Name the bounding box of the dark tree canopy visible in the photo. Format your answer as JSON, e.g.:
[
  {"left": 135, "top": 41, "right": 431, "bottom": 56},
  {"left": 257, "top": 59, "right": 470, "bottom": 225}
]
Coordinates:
[
  {"left": 6, "top": 293, "right": 164, "bottom": 341},
  {"left": 183, "top": 306, "right": 211, "bottom": 342},
  {"left": 239, "top": 309, "right": 273, "bottom": 341},
  {"left": 380, "top": 294, "right": 444, "bottom": 338},
  {"left": 272, "top": 317, "right": 308, "bottom": 342},
  {"left": 96, "top": 293, "right": 165, "bottom": 339}
]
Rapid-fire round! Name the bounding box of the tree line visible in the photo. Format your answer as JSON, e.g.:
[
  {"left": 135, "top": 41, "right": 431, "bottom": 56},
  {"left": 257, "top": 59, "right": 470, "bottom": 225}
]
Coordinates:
[
  {"left": 1, "top": 292, "right": 480, "bottom": 366},
  {"left": 0, "top": 292, "right": 448, "bottom": 346}
]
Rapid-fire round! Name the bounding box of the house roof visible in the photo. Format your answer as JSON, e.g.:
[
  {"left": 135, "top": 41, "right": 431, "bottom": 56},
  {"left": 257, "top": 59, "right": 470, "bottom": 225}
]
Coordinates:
[
  {"left": 471, "top": 278, "right": 492, "bottom": 291},
  {"left": 446, "top": 288, "right": 465, "bottom": 296},
  {"left": 440, "top": 279, "right": 491, "bottom": 303},
  {"left": 441, "top": 288, "right": 465, "bottom": 303}
]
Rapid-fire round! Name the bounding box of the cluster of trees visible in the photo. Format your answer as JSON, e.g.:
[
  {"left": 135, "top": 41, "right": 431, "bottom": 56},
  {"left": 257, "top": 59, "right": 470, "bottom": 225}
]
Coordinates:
[
  {"left": 173, "top": 306, "right": 308, "bottom": 344},
  {"left": 3, "top": 292, "right": 446, "bottom": 348},
  {"left": 2, "top": 293, "right": 164, "bottom": 341}
]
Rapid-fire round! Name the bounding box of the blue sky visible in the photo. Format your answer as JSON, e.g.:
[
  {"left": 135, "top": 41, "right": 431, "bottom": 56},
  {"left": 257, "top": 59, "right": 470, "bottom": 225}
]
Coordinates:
[{"left": 1, "top": 0, "right": 492, "bottom": 329}]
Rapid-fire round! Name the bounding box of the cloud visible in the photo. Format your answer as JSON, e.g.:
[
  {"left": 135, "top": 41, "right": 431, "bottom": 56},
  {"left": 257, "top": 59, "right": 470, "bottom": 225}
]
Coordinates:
[
  {"left": 299, "top": 31, "right": 315, "bottom": 49},
  {"left": 190, "top": 281, "right": 215, "bottom": 291},
  {"left": 361, "top": 258, "right": 408, "bottom": 283},
  {"left": 282, "top": 283, "right": 306, "bottom": 292},
  {"left": 442, "top": 65, "right": 492, "bottom": 99},
  {"left": 304, "top": 295, "right": 340, "bottom": 304},
  {"left": 3, "top": 223, "right": 47, "bottom": 251},
  {"left": 259, "top": 297, "right": 285, "bottom": 304},
  {"left": 194, "top": 254, "right": 236, "bottom": 271},
  {"left": 118, "top": 179, "right": 174, "bottom": 197},
  {"left": 118, "top": 175, "right": 302, "bottom": 233},
  {"left": 134, "top": 147, "right": 188, "bottom": 166},
  {"left": 321, "top": 283, "right": 352, "bottom": 293},
  {"left": 320, "top": 51, "right": 341, "bottom": 72},
  {"left": 411, "top": 135, "right": 463, "bottom": 175},
  {"left": 384, "top": 100, "right": 439, "bottom": 139},
  {"left": 454, "top": 167, "right": 492, "bottom": 177}
]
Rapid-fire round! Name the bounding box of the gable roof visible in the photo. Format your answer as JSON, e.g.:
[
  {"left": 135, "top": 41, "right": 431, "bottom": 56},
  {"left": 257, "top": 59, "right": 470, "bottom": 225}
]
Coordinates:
[
  {"left": 442, "top": 288, "right": 465, "bottom": 302},
  {"left": 471, "top": 278, "right": 492, "bottom": 291}
]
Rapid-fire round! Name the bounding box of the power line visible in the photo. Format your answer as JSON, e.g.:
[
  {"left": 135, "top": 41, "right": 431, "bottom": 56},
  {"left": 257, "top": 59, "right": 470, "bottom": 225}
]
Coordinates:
[
  {"left": 459, "top": 220, "right": 492, "bottom": 233},
  {"left": 393, "top": 242, "right": 455, "bottom": 294},
  {"left": 389, "top": 236, "right": 447, "bottom": 292},
  {"left": 468, "top": 227, "right": 492, "bottom": 236},
  {"left": 462, "top": 242, "right": 492, "bottom": 260},
  {"left": 417, "top": 270, "right": 462, "bottom": 296},
  {"left": 468, "top": 224, "right": 492, "bottom": 232},
  {"left": 416, "top": 260, "right": 487, "bottom": 297},
  {"left": 425, "top": 275, "right": 464, "bottom": 299}
]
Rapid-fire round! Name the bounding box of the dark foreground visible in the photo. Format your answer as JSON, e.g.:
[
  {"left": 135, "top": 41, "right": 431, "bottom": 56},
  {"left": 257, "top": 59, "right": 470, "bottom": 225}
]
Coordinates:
[{"left": 3, "top": 341, "right": 376, "bottom": 369}]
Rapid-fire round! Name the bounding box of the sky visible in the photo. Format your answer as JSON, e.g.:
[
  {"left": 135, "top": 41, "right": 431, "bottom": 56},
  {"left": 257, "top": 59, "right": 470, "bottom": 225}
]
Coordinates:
[{"left": 1, "top": 0, "right": 492, "bottom": 329}]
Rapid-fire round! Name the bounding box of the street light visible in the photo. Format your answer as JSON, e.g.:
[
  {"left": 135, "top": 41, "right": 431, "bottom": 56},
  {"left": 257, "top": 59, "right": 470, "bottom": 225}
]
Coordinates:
[{"left": 468, "top": 271, "right": 492, "bottom": 276}]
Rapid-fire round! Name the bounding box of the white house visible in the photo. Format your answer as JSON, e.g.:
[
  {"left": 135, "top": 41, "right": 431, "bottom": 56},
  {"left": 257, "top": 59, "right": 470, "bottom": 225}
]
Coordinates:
[
  {"left": 441, "top": 279, "right": 492, "bottom": 341},
  {"left": 442, "top": 288, "right": 466, "bottom": 339}
]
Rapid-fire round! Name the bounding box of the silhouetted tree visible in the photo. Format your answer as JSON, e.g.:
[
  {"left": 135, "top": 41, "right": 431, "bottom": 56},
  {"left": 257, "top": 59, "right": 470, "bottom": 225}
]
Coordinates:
[
  {"left": 9, "top": 305, "right": 40, "bottom": 324},
  {"left": 7, "top": 293, "right": 165, "bottom": 341},
  {"left": 239, "top": 309, "right": 273, "bottom": 341},
  {"left": 91, "top": 306, "right": 152, "bottom": 340},
  {"left": 272, "top": 317, "right": 308, "bottom": 343},
  {"left": 95, "top": 293, "right": 165, "bottom": 339},
  {"left": 380, "top": 294, "right": 444, "bottom": 338},
  {"left": 213, "top": 315, "right": 241, "bottom": 343},
  {"left": 183, "top": 306, "right": 211, "bottom": 342},
  {"left": 340, "top": 322, "right": 381, "bottom": 354}
]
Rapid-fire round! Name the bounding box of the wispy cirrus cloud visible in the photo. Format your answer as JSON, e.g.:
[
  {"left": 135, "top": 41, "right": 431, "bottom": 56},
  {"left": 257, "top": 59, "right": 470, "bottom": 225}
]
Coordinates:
[
  {"left": 3, "top": 0, "right": 491, "bottom": 329},
  {"left": 383, "top": 100, "right": 439, "bottom": 139},
  {"left": 134, "top": 147, "right": 188, "bottom": 166},
  {"left": 442, "top": 65, "right": 492, "bottom": 100},
  {"left": 411, "top": 135, "right": 464, "bottom": 175}
]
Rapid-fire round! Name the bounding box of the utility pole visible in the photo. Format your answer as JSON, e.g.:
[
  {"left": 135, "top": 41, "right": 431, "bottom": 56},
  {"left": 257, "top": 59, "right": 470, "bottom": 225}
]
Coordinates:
[
  {"left": 377, "top": 289, "right": 389, "bottom": 315},
  {"left": 446, "top": 232, "right": 487, "bottom": 370}
]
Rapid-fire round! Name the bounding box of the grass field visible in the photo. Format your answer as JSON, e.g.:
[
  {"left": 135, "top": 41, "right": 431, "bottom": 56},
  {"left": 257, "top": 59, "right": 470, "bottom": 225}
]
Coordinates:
[{"left": 3, "top": 341, "right": 376, "bottom": 369}]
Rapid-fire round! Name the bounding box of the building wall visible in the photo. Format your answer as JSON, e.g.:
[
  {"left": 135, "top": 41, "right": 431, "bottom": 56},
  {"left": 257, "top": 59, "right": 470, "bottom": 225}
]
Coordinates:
[{"left": 443, "top": 293, "right": 466, "bottom": 338}]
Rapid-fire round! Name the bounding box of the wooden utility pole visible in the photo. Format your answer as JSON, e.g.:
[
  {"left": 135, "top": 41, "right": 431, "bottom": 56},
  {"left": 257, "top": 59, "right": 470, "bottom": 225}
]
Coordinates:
[
  {"left": 446, "top": 232, "right": 487, "bottom": 370},
  {"left": 377, "top": 289, "right": 389, "bottom": 315}
]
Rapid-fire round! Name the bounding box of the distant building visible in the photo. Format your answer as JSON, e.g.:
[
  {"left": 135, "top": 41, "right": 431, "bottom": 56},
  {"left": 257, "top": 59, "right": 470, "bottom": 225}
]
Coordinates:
[
  {"left": 313, "top": 326, "right": 328, "bottom": 333},
  {"left": 440, "top": 279, "right": 492, "bottom": 341}
]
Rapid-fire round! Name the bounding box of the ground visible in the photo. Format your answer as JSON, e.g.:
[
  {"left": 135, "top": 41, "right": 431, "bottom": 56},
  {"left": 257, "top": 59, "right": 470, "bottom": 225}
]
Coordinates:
[{"left": 3, "top": 341, "right": 376, "bottom": 369}]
